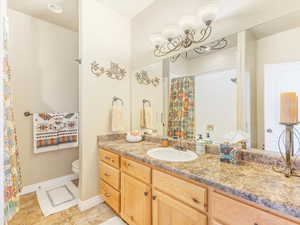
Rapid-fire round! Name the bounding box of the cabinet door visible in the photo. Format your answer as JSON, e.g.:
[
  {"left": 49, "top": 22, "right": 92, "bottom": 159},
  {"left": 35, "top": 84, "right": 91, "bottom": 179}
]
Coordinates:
[
  {"left": 121, "top": 173, "right": 151, "bottom": 225},
  {"left": 152, "top": 190, "right": 207, "bottom": 225}
]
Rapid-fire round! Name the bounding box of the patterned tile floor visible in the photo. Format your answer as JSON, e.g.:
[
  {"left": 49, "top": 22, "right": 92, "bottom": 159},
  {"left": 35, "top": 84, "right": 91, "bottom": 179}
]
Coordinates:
[{"left": 8, "top": 192, "right": 116, "bottom": 225}]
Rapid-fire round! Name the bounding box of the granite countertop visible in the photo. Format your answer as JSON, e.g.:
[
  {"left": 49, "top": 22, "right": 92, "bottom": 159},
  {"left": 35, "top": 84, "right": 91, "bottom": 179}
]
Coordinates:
[{"left": 98, "top": 139, "right": 300, "bottom": 220}]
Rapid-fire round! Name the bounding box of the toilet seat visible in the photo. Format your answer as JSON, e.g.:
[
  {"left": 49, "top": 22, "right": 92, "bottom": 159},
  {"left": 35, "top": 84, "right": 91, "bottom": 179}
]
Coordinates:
[
  {"left": 72, "top": 160, "right": 80, "bottom": 175},
  {"left": 72, "top": 160, "right": 79, "bottom": 169}
]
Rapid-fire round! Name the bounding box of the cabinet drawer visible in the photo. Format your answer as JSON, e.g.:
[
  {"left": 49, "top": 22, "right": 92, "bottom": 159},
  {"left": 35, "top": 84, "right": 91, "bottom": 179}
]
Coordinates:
[
  {"left": 100, "top": 180, "right": 120, "bottom": 213},
  {"left": 100, "top": 149, "right": 120, "bottom": 169},
  {"left": 212, "top": 192, "right": 298, "bottom": 225},
  {"left": 99, "top": 162, "right": 120, "bottom": 190},
  {"left": 121, "top": 158, "right": 151, "bottom": 184},
  {"left": 153, "top": 170, "right": 207, "bottom": 212}
]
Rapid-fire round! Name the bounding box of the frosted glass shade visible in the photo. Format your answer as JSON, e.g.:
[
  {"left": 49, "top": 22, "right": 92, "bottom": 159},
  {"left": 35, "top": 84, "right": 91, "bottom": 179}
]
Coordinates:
[
  {"left": 198, "top": 4, "right": 219, "bottom": 23},
  {"left": 162, "top": 25, "right": 180, "bottom": 40},
  {"left": 149, "top": 33, "right": 165, "bottom": 47},
  {"left": 179, "top": 16, "right": 197, "bottom": 31}
]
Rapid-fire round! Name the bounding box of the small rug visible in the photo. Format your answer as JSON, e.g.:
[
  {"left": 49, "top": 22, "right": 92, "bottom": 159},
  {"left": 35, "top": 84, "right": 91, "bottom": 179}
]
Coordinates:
[
  {"left": 99, "top": 216, "right": 128, "bottom": 225},
  {"left": 36, "top": 181, "right": 79, "bottom": 216}
]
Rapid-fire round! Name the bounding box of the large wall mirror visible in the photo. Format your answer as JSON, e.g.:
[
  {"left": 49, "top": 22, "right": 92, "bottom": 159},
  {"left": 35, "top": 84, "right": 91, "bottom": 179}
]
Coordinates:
[
  {"left": 130, "top": 10, "right": 300, "bottom": 155},
  {"left": 247, "top": 10, "right": 300, "bottom": 154},
  {"left": 167, "top": 34, "right": 238, "bottom": 143}
]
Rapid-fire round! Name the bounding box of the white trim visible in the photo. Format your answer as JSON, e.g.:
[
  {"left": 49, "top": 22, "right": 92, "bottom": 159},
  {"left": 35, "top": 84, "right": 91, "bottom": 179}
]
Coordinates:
[
  {"left": 78, "top": 195, "right": 103, "bottom": 211},
  {"left": 21, "top": 174, "right": 78, "bottom": 195}
]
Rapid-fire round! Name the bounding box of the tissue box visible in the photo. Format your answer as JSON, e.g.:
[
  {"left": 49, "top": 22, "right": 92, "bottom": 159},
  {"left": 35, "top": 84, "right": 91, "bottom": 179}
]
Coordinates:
[{"left": 220, "top": 144, "right": 240, "bottom": 165}]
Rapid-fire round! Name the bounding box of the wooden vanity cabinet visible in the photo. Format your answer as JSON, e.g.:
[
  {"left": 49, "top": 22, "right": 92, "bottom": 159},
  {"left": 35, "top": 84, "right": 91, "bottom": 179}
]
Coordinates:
[
  {"left": 152, "top": 189, "right": 207, "bottom": 225},
  {"left": 121, "top": 173, "right": 151, "bottom": 225},
  {"left": 98, "top": 149, "right": 300, "bottom": 225},
  {"left": 99, "top": 149, "right": 121, "bottom": 213},
  {"left": 212, "top": 192, "right": 298, "bottom": 225}
]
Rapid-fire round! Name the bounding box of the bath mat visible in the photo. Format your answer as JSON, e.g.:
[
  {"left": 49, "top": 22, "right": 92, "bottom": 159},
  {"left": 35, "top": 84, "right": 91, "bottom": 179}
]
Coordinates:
[
  {"left": 36, "top": 181, "right": 79, "bottom": 216},
  {"left": 99, "top": 216, "right": 127, "bottom": 225}
]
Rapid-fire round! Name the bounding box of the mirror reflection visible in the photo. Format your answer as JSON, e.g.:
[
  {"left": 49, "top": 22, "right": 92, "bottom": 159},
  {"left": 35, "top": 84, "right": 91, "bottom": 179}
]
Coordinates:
[
  {"left": 168, "top": 34, "right": 238, "bottom": 143},
  {"left": 131, "top": 10, "right": 300, "bottom": 155}
]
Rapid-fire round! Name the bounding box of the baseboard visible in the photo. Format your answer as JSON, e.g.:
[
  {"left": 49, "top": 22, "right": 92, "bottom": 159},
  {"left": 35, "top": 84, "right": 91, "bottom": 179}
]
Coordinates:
[
  {"left": 79, "top": 195, "right": 104, "bottom": 211},
  {"left": 21, "top": 173, "right": 79, "bottom": 195}
]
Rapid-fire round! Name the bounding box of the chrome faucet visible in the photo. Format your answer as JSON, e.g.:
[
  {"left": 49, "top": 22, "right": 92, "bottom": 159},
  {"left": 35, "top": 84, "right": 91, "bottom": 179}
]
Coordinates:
[{"left": 175, "top": 137, "right": 186, "bottom": 151}]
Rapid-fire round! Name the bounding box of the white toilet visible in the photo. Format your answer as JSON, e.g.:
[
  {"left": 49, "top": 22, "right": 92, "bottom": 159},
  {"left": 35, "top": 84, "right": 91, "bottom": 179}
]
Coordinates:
[{"left": 72, "top": 160, "right": 80, "bottom": 175}]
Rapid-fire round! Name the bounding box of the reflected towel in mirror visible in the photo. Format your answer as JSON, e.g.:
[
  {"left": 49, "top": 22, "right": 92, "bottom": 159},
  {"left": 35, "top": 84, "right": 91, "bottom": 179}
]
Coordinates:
[{"left": 140, "top": 105, "right": 153, "bottom": 129}]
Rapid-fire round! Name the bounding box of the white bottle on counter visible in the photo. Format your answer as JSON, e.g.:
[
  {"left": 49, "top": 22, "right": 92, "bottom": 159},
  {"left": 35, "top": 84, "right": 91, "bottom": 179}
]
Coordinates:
[{"left": 196, "top": 134, "right": 206, "bottom": 155}]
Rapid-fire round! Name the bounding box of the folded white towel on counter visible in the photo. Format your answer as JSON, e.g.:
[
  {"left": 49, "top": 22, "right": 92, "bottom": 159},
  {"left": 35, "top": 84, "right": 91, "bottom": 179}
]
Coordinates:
[
  {"left": 111, "top": 104, "right": 125, "bottom": 132},
  {"left": 140, "top": 105, "right": 153, "bottom": 129}
]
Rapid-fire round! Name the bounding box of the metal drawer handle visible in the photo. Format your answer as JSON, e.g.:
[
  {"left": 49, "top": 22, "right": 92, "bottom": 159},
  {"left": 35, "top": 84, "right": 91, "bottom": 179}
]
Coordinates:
[
  {"left": 192, "top": 198, "right": 200, "bottom": 204},
  {"left": 105, "top": 156, "right": 114, "bottom": 162},
  {"left": 254, "top": 223, "right": 259, "bottom": 225},
  {"left": 144, "top": 192, "right": 148, "bottom": 196},
  {"left": 104, "top": 193, "right": 111, "bottom": 198},
  {"left": 104, "top": 173, "right": 110, "bottom": 177},
  {"left": 152, "top": 196, "right": 157, "bottom": 200}
]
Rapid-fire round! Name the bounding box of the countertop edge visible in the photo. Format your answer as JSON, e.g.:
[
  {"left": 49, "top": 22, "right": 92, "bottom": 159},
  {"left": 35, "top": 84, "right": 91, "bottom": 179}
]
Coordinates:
[{"left": 99, "top": 144, "right": 300, "bottom": 220}]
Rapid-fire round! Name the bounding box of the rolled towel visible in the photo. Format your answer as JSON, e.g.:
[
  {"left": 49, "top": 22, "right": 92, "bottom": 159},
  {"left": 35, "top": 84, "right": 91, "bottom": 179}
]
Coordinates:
[{"left": 111, "top": 104, "right": 125, "bottom": 132}]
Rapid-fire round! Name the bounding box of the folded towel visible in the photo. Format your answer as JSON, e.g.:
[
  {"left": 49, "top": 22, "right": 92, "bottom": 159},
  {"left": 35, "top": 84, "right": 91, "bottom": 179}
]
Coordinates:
[
  {"left": 111, "top": 104, "right": 125, "bottom": 132},
  {"left": 140, "top": 105, "right": 153, "bottom": 129}
]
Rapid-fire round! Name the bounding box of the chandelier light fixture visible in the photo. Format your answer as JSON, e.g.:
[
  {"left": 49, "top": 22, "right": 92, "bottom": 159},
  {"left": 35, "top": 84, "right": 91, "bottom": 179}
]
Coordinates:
[
  {"left": 150, "top": 3, "right": 219, "bottom": 58},
  {"left": 170, "top": 38, "right": 228, "bottom": 62}
]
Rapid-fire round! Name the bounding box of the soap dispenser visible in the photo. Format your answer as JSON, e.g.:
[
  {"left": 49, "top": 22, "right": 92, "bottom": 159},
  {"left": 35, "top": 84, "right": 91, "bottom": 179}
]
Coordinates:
[{"left": 196, "top": 134, "right": 206, "bottom": 155}]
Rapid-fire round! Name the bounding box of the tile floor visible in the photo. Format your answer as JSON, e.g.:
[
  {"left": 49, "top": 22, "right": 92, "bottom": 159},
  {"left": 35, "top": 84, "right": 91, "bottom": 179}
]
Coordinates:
[{"left": 8, "top": 192, "right": 116, "bottom": 225}]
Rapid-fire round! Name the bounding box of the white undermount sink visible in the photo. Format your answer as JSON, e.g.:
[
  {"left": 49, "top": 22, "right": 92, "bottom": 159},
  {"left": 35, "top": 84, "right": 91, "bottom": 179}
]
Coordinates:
[{"left": 147, "top": 147, "right": 198, "bottom": 162}]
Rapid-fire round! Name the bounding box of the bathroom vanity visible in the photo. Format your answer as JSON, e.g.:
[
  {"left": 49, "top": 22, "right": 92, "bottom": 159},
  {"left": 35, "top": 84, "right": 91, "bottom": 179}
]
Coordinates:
[{"left": 98, "top": 139, "right": 300, "bottom": 225}]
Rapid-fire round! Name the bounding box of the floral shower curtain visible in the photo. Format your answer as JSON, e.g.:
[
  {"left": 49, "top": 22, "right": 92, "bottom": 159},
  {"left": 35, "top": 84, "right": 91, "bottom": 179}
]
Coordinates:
[
  {"left": 168, "top": 76, "right": 195, "bottom": 140},
  {"left": 1, "top": 6, "right": 22, "bottom": 223}
]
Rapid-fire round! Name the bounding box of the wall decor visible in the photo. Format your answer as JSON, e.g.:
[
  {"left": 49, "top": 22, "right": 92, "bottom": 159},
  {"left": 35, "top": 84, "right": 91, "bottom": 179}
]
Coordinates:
[
  {"left": 90, "top": 61, "right": 126, "bottom": 80},
  {"left": 136, "top": 70, "right": 160, "bottom": 87}
]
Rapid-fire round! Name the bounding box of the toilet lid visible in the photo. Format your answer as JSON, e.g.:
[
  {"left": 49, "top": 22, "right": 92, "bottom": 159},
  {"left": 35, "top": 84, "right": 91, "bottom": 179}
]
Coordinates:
[{"left": 72, "top": 160, "right": 80, "bottom": 169}]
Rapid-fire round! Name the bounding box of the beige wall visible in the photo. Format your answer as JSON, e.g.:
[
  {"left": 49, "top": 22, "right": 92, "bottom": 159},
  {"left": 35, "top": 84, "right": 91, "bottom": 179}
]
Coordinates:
[
  {"left": 8, "top": 9, "right": 79, "bottom": 186},
  {"left": 256, "top": 26, "right": 300, "bottom": 149},
  {"left": 79, "top": 0, "right": 131, "bottom": 201}
]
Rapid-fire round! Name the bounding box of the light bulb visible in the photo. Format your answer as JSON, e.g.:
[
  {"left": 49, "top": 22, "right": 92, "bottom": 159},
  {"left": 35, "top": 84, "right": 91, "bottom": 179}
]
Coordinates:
[
  {"left": 162, "top": 25, "right": 180, "bottom": 41},
  {"left": 198, "top": 3, "right": 219, "bottom": 25},
  {"left": 178, "top": 16, "right": 196, "bottom": 32},
  {"left": 149, "top": 33, "right": 165, "bottom": 47}
]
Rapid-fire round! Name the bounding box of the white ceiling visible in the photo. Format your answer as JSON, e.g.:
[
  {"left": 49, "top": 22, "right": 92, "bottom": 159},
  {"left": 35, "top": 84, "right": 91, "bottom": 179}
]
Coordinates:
[
  {"left": 250, "top": 10, "right": 300, "bottom": 39},
  {"left": 8, "top": 0, "right": 78, "bottom": 31},
  {"left": 98, "top": 0, "right": 156, "bottom": 19}
]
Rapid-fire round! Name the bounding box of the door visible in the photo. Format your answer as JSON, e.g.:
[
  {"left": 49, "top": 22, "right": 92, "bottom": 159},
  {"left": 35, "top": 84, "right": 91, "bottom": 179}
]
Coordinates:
[
  {"left": 152, "top": 190, "right": 207, "bottom": 225},
  {"left": 121, "top": 173, "right": 151, "bottom": 225},
  {"left": 264, "top": 62, "right": 300, "bottom": 153},
  {"left": 195, "top": 69, "right": 237, "bottom": 143}
]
